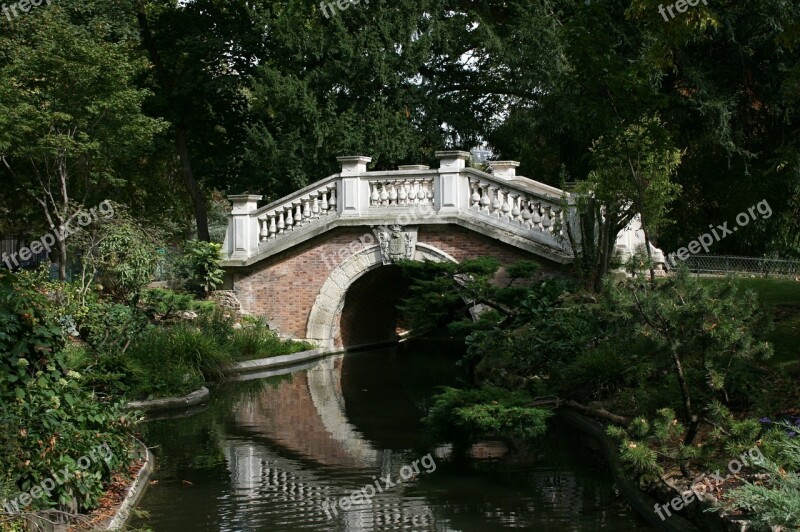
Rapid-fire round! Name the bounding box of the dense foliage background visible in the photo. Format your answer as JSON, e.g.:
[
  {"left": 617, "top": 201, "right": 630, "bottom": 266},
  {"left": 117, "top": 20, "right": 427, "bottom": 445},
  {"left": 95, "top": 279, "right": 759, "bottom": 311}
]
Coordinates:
[{"left": 0, "top": 0, "right": 797, "bottom": 258}]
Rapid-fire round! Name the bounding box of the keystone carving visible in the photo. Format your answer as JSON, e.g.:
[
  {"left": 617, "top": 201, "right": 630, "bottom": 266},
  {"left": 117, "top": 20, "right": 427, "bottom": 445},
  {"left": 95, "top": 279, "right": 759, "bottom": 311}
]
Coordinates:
[{"left": 374, "top": 225, "right": 417, "bottom": 265}]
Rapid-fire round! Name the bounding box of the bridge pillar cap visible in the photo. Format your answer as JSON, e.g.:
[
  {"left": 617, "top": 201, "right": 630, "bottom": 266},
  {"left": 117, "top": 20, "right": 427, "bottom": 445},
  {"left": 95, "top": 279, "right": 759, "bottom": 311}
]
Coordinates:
[
  {"left": 228, "top": 194, "right": 263, "bottom": 214},
  {"left": 435, "top": 150, "right": 471, "bottom": 170},
  {"left": 337, "top": 156, "right": 372, "bottom": 174},
  {"left": 489, "top": 161, "right": 520, "bottom": 178}
]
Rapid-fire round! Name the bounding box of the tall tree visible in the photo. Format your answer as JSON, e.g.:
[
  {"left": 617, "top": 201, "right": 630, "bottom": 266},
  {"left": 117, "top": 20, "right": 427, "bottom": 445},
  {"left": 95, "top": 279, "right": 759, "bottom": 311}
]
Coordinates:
[{"left": 0, "top": 0, "right": 164, "bottom": 279}]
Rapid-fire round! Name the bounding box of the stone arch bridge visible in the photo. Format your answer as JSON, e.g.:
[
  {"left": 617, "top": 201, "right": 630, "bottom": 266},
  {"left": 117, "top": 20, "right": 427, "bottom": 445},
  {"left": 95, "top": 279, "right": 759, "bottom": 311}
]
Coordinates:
[{"left": 221, "top": 150, "right": 651, "bottom": 348}]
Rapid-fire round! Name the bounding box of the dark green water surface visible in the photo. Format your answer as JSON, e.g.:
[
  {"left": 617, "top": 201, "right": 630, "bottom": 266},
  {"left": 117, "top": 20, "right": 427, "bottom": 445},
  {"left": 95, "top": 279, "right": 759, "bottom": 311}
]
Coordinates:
[{"left": 131, "top": 342, "right": 652, "bottom": 531}]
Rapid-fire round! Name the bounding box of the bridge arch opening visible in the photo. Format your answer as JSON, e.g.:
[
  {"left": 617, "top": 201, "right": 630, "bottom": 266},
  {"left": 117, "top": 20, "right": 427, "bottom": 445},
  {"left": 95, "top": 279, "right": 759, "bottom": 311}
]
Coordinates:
[
  {"left": 339, "top": 265, "right": 407, "bottom": 347},
  {"left": 305, "top": 243, "right": 457, "bottom": 348}
]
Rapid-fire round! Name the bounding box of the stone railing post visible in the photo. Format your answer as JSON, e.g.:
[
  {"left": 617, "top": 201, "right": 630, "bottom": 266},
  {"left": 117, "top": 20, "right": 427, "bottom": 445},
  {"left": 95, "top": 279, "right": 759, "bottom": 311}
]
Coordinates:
[
  {"left": 226, "top": 195, "right": 263, "bottom": 259},
  {"left": 489, "top": 161, "right": 520, "bottom": 179},
  {"left": 435, "top": 150, "right": 470, "bottom": 213},
  {"left": 337, "top": 156, "right": 372, "bottom": 217}
]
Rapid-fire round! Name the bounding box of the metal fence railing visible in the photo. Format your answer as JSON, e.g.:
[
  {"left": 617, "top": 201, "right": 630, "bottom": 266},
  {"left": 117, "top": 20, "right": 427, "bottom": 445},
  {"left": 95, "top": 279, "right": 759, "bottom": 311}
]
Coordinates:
[
  {"left": 0, "top": 237, "right": 50, "bottom": 270},
  {"left": 669, "top": 255, "right": 800, "bottom": 278}
]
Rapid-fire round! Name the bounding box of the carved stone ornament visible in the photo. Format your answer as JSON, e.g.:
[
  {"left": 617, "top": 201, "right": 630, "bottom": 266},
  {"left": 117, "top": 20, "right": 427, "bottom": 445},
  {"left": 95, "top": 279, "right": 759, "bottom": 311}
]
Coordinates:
[{"left": 373, "top": 225, "right": 417, "bottom": 265}]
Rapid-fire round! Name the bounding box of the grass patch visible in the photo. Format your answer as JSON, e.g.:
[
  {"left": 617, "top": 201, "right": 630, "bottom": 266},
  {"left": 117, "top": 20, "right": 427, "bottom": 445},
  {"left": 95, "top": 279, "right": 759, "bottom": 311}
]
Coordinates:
[
  {"left": 701, "top": 277, "right": 800, "bottom": 371},
  {"left": 127, "top": 323, "right": 232, "bottom": 400},
  {"left": 229, "top": 317, "right": 316, "bottom": 362}
]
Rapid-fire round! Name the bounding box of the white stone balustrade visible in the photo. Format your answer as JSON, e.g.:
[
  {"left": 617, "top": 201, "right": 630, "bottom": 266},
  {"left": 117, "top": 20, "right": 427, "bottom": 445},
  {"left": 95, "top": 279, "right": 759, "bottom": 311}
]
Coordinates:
[
  {"left": 368, "top": 178, "right": 435, "bottom": 207},
  {"left": 257, "top": 184, "right": 337, "bottom": 242},
  {"left": 467, "top": 176, "right": 567, "bottom": 240},
  {"left": 223, "top": 151, "right": 577, "bottom": 266}
]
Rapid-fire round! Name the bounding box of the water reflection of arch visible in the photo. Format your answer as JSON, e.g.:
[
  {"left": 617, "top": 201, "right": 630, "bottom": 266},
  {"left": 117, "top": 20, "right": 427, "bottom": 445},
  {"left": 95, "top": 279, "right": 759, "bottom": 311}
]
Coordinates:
[
  {"left": 226, "top": 356, "right": 438, "bottom": 530},
  {"left": 222, "top": 440, "right": 437, "bottom": 531},
  {"left": 234, "top": 355, "right": 386, "bottom": 470}
]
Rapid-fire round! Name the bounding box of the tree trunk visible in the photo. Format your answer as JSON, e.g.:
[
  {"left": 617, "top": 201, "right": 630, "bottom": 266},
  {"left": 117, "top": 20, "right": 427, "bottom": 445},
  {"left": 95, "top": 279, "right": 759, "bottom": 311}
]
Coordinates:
[
  {"left": 671, "top": 348, "right": 699, "bottom": 445},
  {"left": 639, "top": 210, "right": 657, "bottom": 284},
  {"left": 595, "top": 211, "right": 610, "bottom": 292},
  {"left": 137, "top": 10, "right": 210, "bottom": 242},
  {"left": 176, "top": 128, "right": 210, "bottom": 241}
]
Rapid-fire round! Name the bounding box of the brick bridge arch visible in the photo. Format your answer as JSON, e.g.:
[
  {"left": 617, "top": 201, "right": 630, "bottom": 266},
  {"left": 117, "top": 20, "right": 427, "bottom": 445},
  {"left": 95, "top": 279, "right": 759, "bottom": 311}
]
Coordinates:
[
  {"left": 306, "top": 241, "right": 457, "bottom": 347},
  {"left": 222, "top": 151, "right": 663, "bottom": 347}
]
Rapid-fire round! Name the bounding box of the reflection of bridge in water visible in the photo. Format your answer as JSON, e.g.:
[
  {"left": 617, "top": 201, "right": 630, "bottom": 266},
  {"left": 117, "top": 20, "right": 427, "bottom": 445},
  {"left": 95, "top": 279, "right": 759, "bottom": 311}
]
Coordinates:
[
  {"left": 222, "top": 355, "right": 441, "bottom": 531},
  {"left": 134, "top": 349, "right": 646, "bottom": 531}
]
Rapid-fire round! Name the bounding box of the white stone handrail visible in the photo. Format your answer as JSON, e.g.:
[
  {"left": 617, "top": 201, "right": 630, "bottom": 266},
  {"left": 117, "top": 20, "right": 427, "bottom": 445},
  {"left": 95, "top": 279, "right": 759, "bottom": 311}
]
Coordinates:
[
  {"left": 466, "top": 172, "right": 569, "bottom": 243},
  {"left": 223, "top": 151, "right": 577, "bottom": 264}
]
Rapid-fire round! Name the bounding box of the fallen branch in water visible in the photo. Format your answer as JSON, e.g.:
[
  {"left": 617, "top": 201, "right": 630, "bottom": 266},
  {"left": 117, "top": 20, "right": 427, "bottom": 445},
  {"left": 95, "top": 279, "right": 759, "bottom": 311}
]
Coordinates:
[{"left": 563, "top": 400, "right": 632, "bottom": 427}]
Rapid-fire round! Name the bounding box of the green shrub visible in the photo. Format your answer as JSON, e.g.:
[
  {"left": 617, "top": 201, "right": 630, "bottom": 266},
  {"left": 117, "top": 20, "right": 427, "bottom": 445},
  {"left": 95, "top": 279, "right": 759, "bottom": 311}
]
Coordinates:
[
  {"left": 717, "top": 426, "right": 800, "bottom": 531},
  {"left": 230, "top": 318, "right": 314, "bottom": 361},
  {"left": 0, "top": 270, "right": 137, "bottom": 515},
  {"left": 175, "top": 240, "right": 225, "bottom": 296},
  {"left": 127, "top": 322, "right": 233, "bottom": 399},
  {"left": 556, "top": 346, "right": 627, "bottom": 402},
  {"left": 194, "top": 305, "right": 235, "bottom": 346},
  {"left": 71, "top": 202, "right": 160, "bottom": 301},
  {"left": 424, "top": 386, "right": 552, "bottom": 442},
  {"left": 139, "top": 287, "right": 201, "bottom": 320}
]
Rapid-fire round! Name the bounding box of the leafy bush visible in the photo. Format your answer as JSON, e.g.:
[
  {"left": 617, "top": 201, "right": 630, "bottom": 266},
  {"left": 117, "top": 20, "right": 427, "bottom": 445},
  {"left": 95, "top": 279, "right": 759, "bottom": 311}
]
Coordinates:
[
  {"left": 175, "top": 240, "right": 225, "bottom": 296},
  {"left": 0, "top": 270, "right": 136, "bottom": 516},
  {"left": 71, "top": 202, "right": 160, "bottom": 301},
  {"left": 606, "top": 409, "right": 686, "bottom": 483},
  {"left": 139, "top": 287, "right": 202, "bottom": 321},
  {"left": 424, "top": 386, "right": 552, "bottom": 442}
]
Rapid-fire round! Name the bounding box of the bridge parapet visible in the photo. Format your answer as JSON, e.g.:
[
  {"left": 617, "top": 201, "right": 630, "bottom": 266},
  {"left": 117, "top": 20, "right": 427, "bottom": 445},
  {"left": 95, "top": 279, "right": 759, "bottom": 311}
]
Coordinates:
[{"left": 223, "top": 151, "right": 577, "bottom": 266}]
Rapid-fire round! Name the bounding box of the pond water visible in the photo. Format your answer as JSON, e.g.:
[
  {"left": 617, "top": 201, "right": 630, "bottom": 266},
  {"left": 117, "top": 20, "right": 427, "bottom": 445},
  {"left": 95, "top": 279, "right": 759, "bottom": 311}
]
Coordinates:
[{"left": 131, "top": 342, "right": 652, "bottom": 531}]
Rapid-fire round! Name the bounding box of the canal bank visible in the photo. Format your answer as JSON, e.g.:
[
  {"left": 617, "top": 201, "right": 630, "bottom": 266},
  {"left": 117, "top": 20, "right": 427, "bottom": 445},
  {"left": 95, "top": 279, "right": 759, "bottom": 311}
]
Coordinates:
[{"left": 130, "top": 341, "right": 652, "bottom": 531}]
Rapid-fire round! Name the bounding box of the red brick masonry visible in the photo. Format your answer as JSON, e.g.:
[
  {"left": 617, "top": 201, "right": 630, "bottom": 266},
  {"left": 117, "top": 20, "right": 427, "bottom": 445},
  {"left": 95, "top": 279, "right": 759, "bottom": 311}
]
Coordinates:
[{"left": 230, "top": 224, "right": 564, "bottom": 346}]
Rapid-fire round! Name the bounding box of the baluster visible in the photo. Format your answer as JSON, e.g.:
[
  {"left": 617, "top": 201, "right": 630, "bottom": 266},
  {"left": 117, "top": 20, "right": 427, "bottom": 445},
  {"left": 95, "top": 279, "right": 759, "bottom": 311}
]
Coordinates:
[
  {"left": 285, "top": 206, "right": 294, "bottom": 230},
  {"left": 510, "top": 193, "right": 521, "bottom": 223},
  {"left": 425, "top": 179, "right": 434, "bottom": 204},
  {"left": 531, "top": 202, "right": 542, "bottom": 230},
  {"left": 520, "top": 200, "right": 532, "bottom": 229},
  {"left": 552, "top": 208, "right": 563, "bottom": 236},
  {"left": 405, "top": 181, "right": 415, "bottom": 204},
  {"left": 500, "top": 188, "right": 512, "bottom": 221},
  {"left": 260, "top": 218, "right": 269, "bottom": 242},
  {"left": 398, "top": 180, "right": 408, "bottom": 205},
  {"left": 542, "top": 205, "right": 553, "bottom": 233},
  {"left": 379, "top": 183, "right": 389, "bottom": 205},
  {"left": 470, "top": 181, "right": 481, "bottom": 209},
  {"left": 277, "top": 211, "right": 286, "bottom": 234},
  {"left": 388, "top": 182, "right": 398, "bottom": 205},
  {"left": 370, "top": 182, "right": 380, "bottom": 205},
  {"left": 294, "top": 202, "right": 303, "bottom": 226},
  {"left": 490, "top": 186, "right": 501, "bottom": 216},
  {"left": 268, "top": 215, "right": 277, "bottom": 238},
  {"left": 479, "top": 183, "right": 491, "bottom": 212},
  {"left": 417, "top": 180, "right": 426, "bottom": 203},
  {"left": 320, "top": 191, "right": 329, "bottom": 213},
  {"left": 328, "top": 186, "right": 337, "bottom": 210},
  {"left": 311, "top": 195, "right": 321, "bottom": 218}
]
